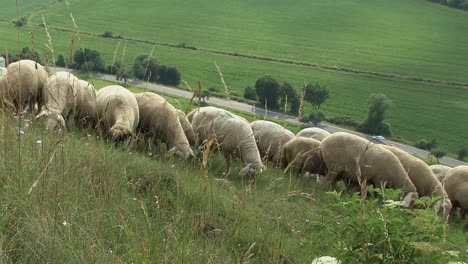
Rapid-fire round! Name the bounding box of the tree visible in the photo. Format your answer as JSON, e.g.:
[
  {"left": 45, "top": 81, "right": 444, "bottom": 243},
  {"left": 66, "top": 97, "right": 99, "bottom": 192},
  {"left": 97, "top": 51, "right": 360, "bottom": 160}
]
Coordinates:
[
  {"left": 457, "top": 145, "right": 467, "bottom": 161},
  {"left": 430, "top": 147, "right": 447, "bottom": 163},
  {"left": 255, "top": 75, "right": 280, "bottom": 109},
  {"left": 159, "top": 66, "right": 181, "bottom": 86},
  {"left": 358, "top": 93, "right": 392, "bottom": 136},
  {"left": 415, "top": 139, "right": 438, "bottom": 151},
  {"left": 301, "top": 110, "right": 326, "bottom": 127},
  {"left": 243, "top": 86, "right": 257, "bottom": 101},
  {"left": 279, "top": 82, "right": 299, "bottom": 114},
  {"left": 304, "top": 82, "right": 329, "bottom": 111},
  {"left": 56, "top": 54, "right": 67, "bottom": 67},
  {"left": 73, "top": 48, "right": 105, "bottom": 72},
  {"left": 133, "top": 54, "right": 158, "bottom": 82},
  {"left": 20, "top": 47, "right": 42, "bottom": 64}
]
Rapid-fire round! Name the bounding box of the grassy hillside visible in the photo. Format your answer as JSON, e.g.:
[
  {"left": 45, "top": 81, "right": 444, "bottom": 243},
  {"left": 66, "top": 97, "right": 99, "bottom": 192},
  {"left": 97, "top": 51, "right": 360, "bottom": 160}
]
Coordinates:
[
  {"left": 0, "top": 106, "right": 466, "bottom": 263},
  {"left": 0, "top": 0, "right": 467, "bottom": 155}
]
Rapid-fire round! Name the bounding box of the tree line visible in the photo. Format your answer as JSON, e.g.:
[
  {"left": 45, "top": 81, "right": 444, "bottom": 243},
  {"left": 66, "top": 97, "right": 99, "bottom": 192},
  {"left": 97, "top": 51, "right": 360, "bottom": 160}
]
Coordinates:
[{"left": 427, "top": 0, "right": 468, "bottom": 10}]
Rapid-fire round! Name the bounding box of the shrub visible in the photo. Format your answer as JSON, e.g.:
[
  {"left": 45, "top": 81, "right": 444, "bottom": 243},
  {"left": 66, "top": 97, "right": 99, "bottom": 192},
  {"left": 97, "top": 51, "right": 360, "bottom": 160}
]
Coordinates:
[
  {"left": 73, "top": 48, "right": 105, "bottom": 72},
  {"left": 457, "top": 145, "right": 467, "bottom": 161},
  {"left": 255, "top": 75, "right": 280, "bottom": 109},
  {"left": 101, "top": 31, "right": 113, "bottom": 38},
  {"left": 56, "top": 54, "right": 67, "bottom": 67},
  {"left": 13, "top": 16, "right": 28, "bottom": 27},
  {"left": 243, "top": 86, "right": 257, "bottom": 101}
]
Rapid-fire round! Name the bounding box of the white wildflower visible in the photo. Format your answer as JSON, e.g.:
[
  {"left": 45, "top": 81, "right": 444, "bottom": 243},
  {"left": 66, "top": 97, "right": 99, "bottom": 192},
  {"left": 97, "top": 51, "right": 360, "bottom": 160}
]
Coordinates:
[
  {"left": 147, "top": 152, "right": 153, "bottom": 157},
  {"left": 36, "top": 140, "right": 42, "bottom": 144},
  {"left": 311, "top": 256, "right": 341, "bottom": 264},
  {"left": 62, "top": 220, "right": 69, "bottom": 226},
  {"left": 383, "top": 200, "right": 404, "bottom": 208}
]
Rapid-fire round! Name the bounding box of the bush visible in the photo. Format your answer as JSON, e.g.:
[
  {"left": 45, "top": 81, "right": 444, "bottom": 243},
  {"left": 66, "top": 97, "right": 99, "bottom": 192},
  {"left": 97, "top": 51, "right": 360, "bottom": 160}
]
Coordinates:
[
  {"left": 415, "top": 139, "right": 438, "bottom": 151},
  {"left": 255, "top": 75, "right": 280, "bottom": 109},
  {"left": 301, "top": 110, "right": 326, "bottom": 127},
  {"left": 326, "top": 116, "right": 360, "bottom": 128},
  {"left": 243, "top": 86, "right": 257, "bottom": 101},
  {"left": 56, "top": 54, "right": 67, "bottom": 67},
  {"left": 13, "top": 16, "right": 28, "bottom": 27},
  {"left": 159, "top": 66, "right": 181, "bottom": 86},
  {"left": 73, "top": 48, "right": 105, "bottom": 72},
  {"left": 457, "top": 145, "right": 467, "bottom": 161},
  {"left": 101, "top": 31, "right": 113, "bottom": 38},
  {"left": 19, "top": 47, "right": 42, "bottom": 64}
]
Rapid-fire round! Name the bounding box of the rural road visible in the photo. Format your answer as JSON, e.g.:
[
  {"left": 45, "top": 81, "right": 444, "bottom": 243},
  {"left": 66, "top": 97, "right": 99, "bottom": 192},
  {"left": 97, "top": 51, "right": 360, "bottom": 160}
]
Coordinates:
[{"left": 51, "top": 67, "right": 467, "bottom": 167}]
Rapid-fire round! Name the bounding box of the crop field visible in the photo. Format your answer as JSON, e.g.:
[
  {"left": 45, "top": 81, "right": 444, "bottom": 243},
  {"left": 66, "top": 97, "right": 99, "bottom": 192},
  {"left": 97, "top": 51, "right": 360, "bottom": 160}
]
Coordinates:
[{"left": 0, "top": 0, "right": 467, "bottom": 155}]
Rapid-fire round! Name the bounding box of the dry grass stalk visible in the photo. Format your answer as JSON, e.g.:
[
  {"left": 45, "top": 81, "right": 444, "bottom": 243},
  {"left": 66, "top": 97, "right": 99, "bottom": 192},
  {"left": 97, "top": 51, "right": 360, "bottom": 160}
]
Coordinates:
[
  {"left": 28, "top": 148, "right": 58, "bottom": 195},
  {"left": 144, "top": 46, "right": 155, "bottom": 83},
  {"left": 214, "top": 62, "right": 230, "bottom": 100},
  {"left": 298, "top": 84, "right": 306, "bottom": 125},
  {"left": 42, "top": 16, "right": 56, "bottom": 67},
  {"left": 241, "top": 242, "right": 256, "bottom": 264},
  {"left": 111, "top": 41, "right": 121, "bottom": 73},
  {"left": 202, "top": 135, "right": 216, "bottom": 169}
]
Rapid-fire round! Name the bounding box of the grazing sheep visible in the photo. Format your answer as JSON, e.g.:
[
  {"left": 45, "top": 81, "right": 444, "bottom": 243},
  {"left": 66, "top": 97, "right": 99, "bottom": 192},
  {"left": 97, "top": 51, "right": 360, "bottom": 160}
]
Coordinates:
[
  {"left": 135, "top": 92, "right": 193, "bottom": 159},
  {"left": 382, "top": 145, "right": 451, "bottom": 214},
  {"left": 36, "top": 71, "right": 83, "bottom": 131},
  {"left": 177, "top": 109, "right": 196, "bottom": 146},
  {"left": 297, "top": 127, "right": 331, "bottom": 141},
  {"left": 190, "top": 106, "right": 264, "bottom": 178},
  {"left": 282, "top": 136, "right": 325, "bottom": 175},
  {"left": 0, "top": 67, "right": 7, "bottom": 95},
  {"left": 96, "top": 85, "right": 139, "bottom": 141},
  {"left": 430, "top": 164, "right": 452, "bottom": 182},
  {"left": 2, "top": 60, "right": 48, "bottom": 113},
  {"left": 320, "top": 132, "right": 418, "bottom": 207},
  {"left": 250, "top": 120, "right": 295, "bottom": 165},
  {"left": 76, "top": 80, "right": 98, "bottom": 127},
  {"left": 443, "top": 166, "right": 468, "bottom": 219}
]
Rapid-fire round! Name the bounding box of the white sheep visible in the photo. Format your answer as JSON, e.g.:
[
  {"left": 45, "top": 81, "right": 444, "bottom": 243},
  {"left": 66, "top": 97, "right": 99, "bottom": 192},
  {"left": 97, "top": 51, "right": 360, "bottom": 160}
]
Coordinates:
[
  {"left": 135, "top": 92, "right": 193, "bottom": 159},
  {"left": 36, "top": 71, "right": 83, "bottom": 131},
  {"left": 76, "top": 80, "right": 98, "bottom": 127},
  {"left": 429, "top": 164, "right": 452, "bottom": 182},
  {"left": 1, "top": 60, "right": 48, "bottom": 113},
  {"left": 177, "top": 109, "right": 196, "bottom": 146},
  {"left": 297, "top": 127, "right": 331, "bottom": 141},
  {"left": 190, "top": 106, "right": 264, "bottom": 177},
  {"left": 443, "top": 165, "right": 468, "bottom": 219},
  {"left": 320, "top": 132, "right": 418, "bottom": 207},
  {"left": 96, "top": 85, "right": 139, "bottom": 141},
  {"left": 382, "top": 145, "right": 452, "bottom": 215},
  {"left": 282, "top": 136, "right": 325, "bottom": 176},
  {"left": 250, "top": 120, "right": 295, "bottom": 165}
]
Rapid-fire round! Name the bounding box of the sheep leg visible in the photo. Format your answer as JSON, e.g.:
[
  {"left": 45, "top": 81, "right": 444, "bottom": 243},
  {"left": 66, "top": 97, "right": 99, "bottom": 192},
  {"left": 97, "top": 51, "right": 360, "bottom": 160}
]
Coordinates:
[
  {"left": 224, "top": 153, "right": 232, "bottom": 177},
  {"left": 324, "top": 170, "right": 339, "bottom": 188}
]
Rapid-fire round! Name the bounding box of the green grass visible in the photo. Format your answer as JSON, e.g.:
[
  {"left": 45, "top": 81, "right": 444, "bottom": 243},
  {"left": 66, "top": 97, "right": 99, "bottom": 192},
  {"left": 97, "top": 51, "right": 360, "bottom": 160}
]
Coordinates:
[
  {"left": 0, "top": 108, "right": 466, "bottom": 263},
  {"left": 1, "top": 0, "right": 467, "bottom": 156}
]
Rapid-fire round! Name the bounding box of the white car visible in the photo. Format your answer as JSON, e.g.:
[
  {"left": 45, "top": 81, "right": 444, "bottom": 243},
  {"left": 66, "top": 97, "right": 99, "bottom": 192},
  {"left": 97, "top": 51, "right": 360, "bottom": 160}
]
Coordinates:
[{"left": 371, "top": 135, "right": 385, "bottom": 142}]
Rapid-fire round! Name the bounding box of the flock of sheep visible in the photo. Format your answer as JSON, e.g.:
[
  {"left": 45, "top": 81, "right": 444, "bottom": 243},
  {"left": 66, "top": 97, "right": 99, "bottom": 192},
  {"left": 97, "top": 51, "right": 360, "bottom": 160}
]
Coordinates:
[{"left": 0, "top": 60, "right": 467, "bottom": 221}]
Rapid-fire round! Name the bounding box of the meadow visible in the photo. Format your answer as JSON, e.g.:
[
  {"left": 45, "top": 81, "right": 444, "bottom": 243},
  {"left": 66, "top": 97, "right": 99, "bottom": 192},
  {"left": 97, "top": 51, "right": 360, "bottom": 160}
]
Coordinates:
[
  {"left": 1, "top": 0, "right": 468, "bottom": 156},
  {"left": 0, "top": 92, "right": 466, "bottom": 263}
]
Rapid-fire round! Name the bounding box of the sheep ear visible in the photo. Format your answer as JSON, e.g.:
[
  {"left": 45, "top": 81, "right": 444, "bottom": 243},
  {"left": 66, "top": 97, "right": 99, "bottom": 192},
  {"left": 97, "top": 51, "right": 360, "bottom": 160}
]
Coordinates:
[
  {"left": 402, "top": 192, "right": 416, "bottom": 208},
  {"left": 189, "top": 148, "right": 196, "bottom": 157},
  {"left": 166, "top": 147, "right": 177, "bottom": 158},
  {"left": 58, "top": 114, "right": 66, "bottom": 128},
  {"left": 35, "top": 110, "right": 50, "bottom": 119},
  {"left": 239, "top": 163, "right": 252, "bottom": 177}
]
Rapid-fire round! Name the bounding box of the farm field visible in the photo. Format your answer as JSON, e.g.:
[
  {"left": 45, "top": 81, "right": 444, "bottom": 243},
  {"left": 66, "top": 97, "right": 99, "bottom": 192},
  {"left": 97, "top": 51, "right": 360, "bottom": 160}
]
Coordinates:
[{"left": 1, "top": 0, "right": 467, "bottom": 156}]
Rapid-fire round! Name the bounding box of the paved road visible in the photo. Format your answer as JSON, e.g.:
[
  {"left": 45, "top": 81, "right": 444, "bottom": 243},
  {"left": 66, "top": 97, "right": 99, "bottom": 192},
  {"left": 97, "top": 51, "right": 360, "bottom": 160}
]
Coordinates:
[{"left": 51, "top": 67, "right": 467, "bottom": 167}]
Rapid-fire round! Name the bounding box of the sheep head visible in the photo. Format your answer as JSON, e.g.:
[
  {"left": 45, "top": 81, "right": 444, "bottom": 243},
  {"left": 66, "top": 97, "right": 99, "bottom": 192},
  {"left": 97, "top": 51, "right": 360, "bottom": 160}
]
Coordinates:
[
  {"left": 110, "top": 124, "right": 133, "bottom": 142},
  {"left": 239, "top": 163, "right": 265, "bottom": 178},
  {"left": 401, "top": 191, "right": 419, "bottom": 208},
  {"left": 433, "top": 197, "right": 452, "bottom": 218}
]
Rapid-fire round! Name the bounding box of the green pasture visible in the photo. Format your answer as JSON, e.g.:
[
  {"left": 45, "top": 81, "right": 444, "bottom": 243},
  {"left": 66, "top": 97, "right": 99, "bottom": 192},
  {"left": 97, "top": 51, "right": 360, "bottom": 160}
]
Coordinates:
[
  {"left": 16, "top": 0, "right": 468, "bottom": 84},
  {"left": 0, "top": 0, "right": 467, "bottom": 155}
]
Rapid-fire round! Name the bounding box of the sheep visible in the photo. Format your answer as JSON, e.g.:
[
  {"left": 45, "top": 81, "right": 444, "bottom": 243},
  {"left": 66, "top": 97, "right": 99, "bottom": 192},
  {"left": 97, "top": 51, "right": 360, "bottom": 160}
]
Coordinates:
[
  {"left": 250, "top": 120, "right": 295, "bottom": 165},
  {"left": 429, "top": 164, "right": 452, "bottom": 182},
  {"left": 36, "top": 71, "right": 83, "bottom": 131},
  {"left": 176, "top": 109, "right": 196, "bottom": 146},
  {"left": 1, "top": 59, "right": 48, "bottom": 113},
  {"left": 96, "top": 85, "right": 139, "bottom": 141},
  {"left": 190, "top": 106, "right": 264, "bottom": 178},
  {"left": 134, "top": 92, "right": 193, "bottom": 159},
  {"left": 0, "top": 67, "right": 6, "bottom": 95},
  {"left": 442, "top": 165, "right": 468, "bottom": 219},
  {"left": 282, "top": 136, "right": 326, "bottom": 176},
  {"left": 76, "top": 80, "right": 98, "bottom": 127},
  {"left": 382, "top": 145, "right": 452, "bottom": 215},
  {"left": 297, "top": 127, "right": 331, "bottom": 141},
  {"left": 320, "top": 132, "right": 418, "bottom": 207}
]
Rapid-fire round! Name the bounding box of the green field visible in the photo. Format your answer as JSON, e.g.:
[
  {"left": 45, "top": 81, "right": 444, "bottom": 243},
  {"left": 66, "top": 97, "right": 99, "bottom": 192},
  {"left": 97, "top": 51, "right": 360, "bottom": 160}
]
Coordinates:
[{"left": 1, "top": 0, "right": 467, "bottom": 155}]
